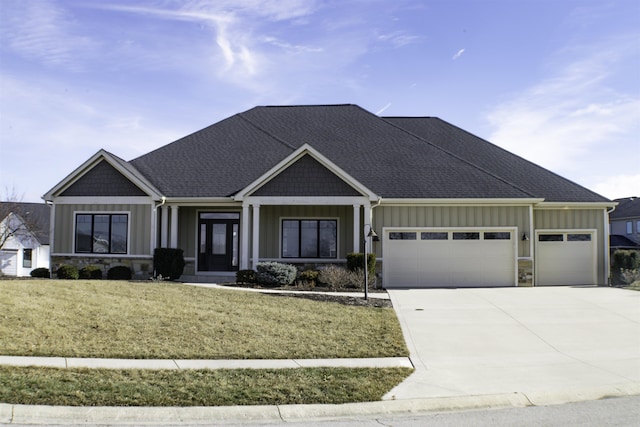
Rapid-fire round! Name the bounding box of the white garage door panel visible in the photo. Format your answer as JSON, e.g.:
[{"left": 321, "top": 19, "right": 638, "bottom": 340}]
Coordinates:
[
  {"left": 536, "top": 232, "right": 596, "bottom": 286},
  {"left": 384, "top": 229, "right": 516, "bottom": 288}
]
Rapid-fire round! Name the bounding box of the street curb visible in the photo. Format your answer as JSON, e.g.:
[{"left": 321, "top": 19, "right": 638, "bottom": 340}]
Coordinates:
[{"left": 2, "top": 383, "right": 638, "bottom": 425}]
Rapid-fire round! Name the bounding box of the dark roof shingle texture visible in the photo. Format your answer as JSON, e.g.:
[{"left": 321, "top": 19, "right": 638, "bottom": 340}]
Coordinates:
[{"left": 129, "top": 105, "right": 609, "bottom": 202}]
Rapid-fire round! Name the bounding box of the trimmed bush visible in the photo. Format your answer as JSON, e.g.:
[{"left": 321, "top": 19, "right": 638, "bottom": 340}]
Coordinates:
[
  {"left": 298, "top": 269, "right": 319, "bottom": 287},
  {"left": 154, "top": 248, "right": 185, "bottom": 281},
  {"left": 256, "top": 262, "right": 297, "bottom": 287},
  {"left": 236, "top": 269, "right": 256, "bottom": 284},
  {"left": 56, "top": 264, "right": 78, "bottom": 280},
  {"left": 611, "top": 250, "right": 640, "bottom": 286},
  {"left": 30, "top": 268, "right": 50, "bottom": 278},
  {"left": 107, "top": 265, "right": 132, "bottom": 280},
  {"left": 79, "top": 265, "right": 103, "bottom": 280}
]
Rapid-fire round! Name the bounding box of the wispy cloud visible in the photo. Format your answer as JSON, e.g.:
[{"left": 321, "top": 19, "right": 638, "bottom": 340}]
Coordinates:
[
  {"left": 1, "top": 0, "right": 98, "bottom": 72},
  {"left": 452, "top": 48, "right": 465, "bottom": 60},
  {"left": 486, "top": 34, "right": 640, "bottom": 196}
]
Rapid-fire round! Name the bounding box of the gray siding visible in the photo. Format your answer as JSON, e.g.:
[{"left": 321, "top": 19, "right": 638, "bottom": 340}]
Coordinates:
[
  {"left": 534, "top": 208, "right": 606, "bottom": 284},
  {"left": 54, "top": 203, "right": 152, "bottom": 255},
  {"left": 374, "top": 205, "right": 531, "bottom": 257},
  {"left": 61, "top": 161, "right": 147, "bottom": 196}
]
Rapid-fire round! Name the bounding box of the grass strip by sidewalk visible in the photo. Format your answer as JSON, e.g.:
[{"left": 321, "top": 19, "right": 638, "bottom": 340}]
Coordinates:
[
  {"left": 0, "top": 280, "right": 408, "bottom": 359},
  {"left": 0, "top": 366, "right": 413, "bottom": 406}
]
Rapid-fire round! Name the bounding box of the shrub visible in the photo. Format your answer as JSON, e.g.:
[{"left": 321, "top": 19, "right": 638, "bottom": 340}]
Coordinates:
[
  {"left": 255, "top": 262, "right": 297, "bottom": 287},
  {"left": 30, "top": 268, "right": 50, "bottom": 278},
  {"left": 79, "top": 265, "right": 103, "bottom": 280},
  {"left": 154, "top": 248, "right": 185, "bottom": 281},
  {"left": 56, "top": 264, "right": 78, "bottom": 280},
  {"left": 298, "top": 269, "right": 319, "bottom": 287},
  {"left": 611, "top": 250, "right": 640, "bottom": 285},
  {"left": 107, "top": 265, "right": 132, "bottom": 280},
  {"left": 346, "top": 252, "right": 376, "bottom": 285},
  {"left": 236, "top": 269, "right": 256, "bottom": 284},
  {"left": 318, "top": 265, "right": 364, "bottom": 290}
]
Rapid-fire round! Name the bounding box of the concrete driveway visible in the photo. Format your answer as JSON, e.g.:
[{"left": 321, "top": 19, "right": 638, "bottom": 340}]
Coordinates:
[{"left": 385, "top": 286, "right": 640, "bottom": 401}]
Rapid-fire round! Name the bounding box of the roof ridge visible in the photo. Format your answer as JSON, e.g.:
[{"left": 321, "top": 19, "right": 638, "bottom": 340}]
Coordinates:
[
  {"left": 237, "top": 110, "right": 297, "bottom": 150},
  {"left": 379, "top": 116, "right": 538, "bottom": 198}
]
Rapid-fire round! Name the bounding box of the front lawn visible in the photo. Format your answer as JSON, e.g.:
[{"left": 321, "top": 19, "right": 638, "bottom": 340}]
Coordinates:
[{"left": 0, "top": 280, "right": 408, "bottom": 359}]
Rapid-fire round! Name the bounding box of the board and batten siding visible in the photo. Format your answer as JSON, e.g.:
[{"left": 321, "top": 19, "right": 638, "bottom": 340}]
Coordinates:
[
  {"left": 534, "top": 208, "right": 607, "bottom": 284},
  {"left": 258, "top": 205, "right": 354, "bottom": 259},
  {"left": 374, "top": 205, "right": 532, "bottom": 258},
  {"left": 53, "top": 203, "right": 152, "bottom": 255}
]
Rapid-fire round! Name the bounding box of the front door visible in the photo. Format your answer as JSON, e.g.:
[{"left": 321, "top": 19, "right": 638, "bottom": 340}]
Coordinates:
[{"left": 198, "top": 213, "right": 240, "bottom": 271}]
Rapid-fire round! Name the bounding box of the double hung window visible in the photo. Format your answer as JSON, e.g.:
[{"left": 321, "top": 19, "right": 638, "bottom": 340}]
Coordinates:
[{"left": 75, "top": 213, "right": 128, "bottom": 254}]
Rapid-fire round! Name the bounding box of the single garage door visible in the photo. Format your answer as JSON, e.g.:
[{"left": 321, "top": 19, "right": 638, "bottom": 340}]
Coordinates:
[
  {"left": 536, "top": 230, "right": 597, "bottom": 286},
  {"left": 383, "top": 228, "right": 517, "bottom": 288}
]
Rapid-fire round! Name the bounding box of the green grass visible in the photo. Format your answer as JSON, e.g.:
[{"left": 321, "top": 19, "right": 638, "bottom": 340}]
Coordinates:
[
  {"left": 0, "top": 280, "right": 408, "bottom": 359},
  {"left": 0, "top": 366, "right": 413, "bottom": 406}
]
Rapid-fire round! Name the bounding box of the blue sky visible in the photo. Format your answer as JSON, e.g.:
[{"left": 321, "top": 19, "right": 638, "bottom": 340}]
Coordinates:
[{"left": 1, "top": 0, "right": 638, "bottom": 203}]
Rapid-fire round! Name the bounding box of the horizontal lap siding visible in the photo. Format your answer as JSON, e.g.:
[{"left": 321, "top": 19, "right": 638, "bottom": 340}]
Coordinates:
[
  {"left": 375, "top": 205, "right": 531, "bottom": 257},
  {"left": 534, "top": 208, "right": 606, "bottom": 284},
  {"left": 54, "top": 204, "right": 152, "bottom": 255}
]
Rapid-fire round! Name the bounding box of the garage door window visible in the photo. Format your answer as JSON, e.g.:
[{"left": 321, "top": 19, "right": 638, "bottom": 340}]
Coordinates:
[
  {"left": 389, "top": 232, "right": 417, "bottom": 240},
  {"left": 421, "top": 232, "right": 448, "bottom": 240},
  {"left": 539, "top": 234, "right": 563, "bottom": 242},
  {"left": 484, "top": 232, "right": 511, "bottom": 240},
  {"left": 453, "top": 232, "right": 480, "bottom": 240},
  {"left": 567, "top": 234, "right": 591, "bottom": 242}
]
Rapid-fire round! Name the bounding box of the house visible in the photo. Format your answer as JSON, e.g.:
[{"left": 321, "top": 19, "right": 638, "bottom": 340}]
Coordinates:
[
  {"left": 43, "top": 104, "right": 614, "bottom": 287},
  {"left": 0, "top": 202, "right": 50, "bottom": 276},
  {"left": 609, "top": 197, "right": 640, "bottom": 251}
]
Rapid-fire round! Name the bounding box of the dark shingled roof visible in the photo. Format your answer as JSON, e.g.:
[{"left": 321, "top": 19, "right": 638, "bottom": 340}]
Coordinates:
[
  {"left": 610, "top": 234, "right": 640, "bottom": 249},
  {"left": 610, "top": 197, "right": 640, "bottom": 219},
  {"left": 129, "top": 105, "right": 609, "bottom": 202}
]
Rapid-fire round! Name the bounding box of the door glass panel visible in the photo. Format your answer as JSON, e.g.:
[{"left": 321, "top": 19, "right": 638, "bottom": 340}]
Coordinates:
[
  {"left": 212, "top": 223, "right": 227, "bottom": 255},
  {"left": 232, "top": 224, "right": 239, "bottom": 267},
  {"left": 199, "top": 224, "right": 206, "bottom": 253}
]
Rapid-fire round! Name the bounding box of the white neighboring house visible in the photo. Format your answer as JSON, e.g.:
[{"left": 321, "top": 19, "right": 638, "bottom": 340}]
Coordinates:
[{"left": 0, "top": 202, "right": 50, "bottom": 277}]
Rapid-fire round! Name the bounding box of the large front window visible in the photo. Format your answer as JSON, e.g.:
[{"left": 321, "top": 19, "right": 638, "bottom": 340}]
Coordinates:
[
  {"left": 282, "top": 219, "right": 337, "bottom": 258},
  {"left": 75, "top": 213, "right": 128, "bottom": 254}
]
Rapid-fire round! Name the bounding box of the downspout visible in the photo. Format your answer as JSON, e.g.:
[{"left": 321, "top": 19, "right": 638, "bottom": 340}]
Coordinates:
[
  {"left": 152, "top": 197, "right": 166, "bottom": 278},
  {"left": 605, "top": 204, "right": 616, "bottom": 286},
  {"left": 44, "top": 199, "right": 54, "bottom": 275}
]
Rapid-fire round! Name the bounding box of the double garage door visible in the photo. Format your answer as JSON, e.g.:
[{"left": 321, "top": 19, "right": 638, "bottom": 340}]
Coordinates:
[{"left": 383, "top": 228, "right": 517, "bottom": 288}]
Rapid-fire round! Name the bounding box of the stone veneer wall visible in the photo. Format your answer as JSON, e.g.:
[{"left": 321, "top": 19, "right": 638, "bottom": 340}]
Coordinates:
[{"left": 50, "top": 256, "right": 153, "bottom": 280}]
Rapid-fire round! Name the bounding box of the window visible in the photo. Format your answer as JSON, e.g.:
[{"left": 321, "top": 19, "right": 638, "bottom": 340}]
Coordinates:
[
  {"left": 23, "top": 249, "right": 32, "bottom": 268},
  {"left": 453, "top": 232, "right": 480, "bottom": 240},
  {"left": 637, "top": 221, "right": 640, "bottom": 233},
  {"left": 75, "top": 213, "right": 128, "bottom": 254},
  {"left": 389, "top": 232, "right": 417, "bottom": 240},
  {"left": 627, "top": 221, "right": 633, "bottom": 234},
  {"left": 421, "top": 232, "right": 448, "bottom": 240},
  {"left": 484, "top": 232, "right": 511, "bottom": 240},
  {"left": 539, "top": 234, "right": 563, "bottom": 242},
  {"left": 568, "top": 234, "right": 591, "bottom": 242},
  {"left": 282, "top": 219, "right": 336, "bottom": 258}
]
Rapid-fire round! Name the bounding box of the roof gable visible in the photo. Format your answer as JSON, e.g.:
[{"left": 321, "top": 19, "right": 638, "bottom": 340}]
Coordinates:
[
  {"left": 235, "top": 144, "right": 376, "bottom": 200},
  {"left": 44, "top": 149, "right": 161, "bottom": 200},
  {"left": 60, "top": 160, "right": 147, "bottom": 197}
]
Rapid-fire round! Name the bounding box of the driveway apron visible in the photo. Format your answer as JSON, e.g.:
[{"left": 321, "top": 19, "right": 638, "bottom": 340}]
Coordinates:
[{"left": 385, "top": 287, "right": 640, "bottom": 400}]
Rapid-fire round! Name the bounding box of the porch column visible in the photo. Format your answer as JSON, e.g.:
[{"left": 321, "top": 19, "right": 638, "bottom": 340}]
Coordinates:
[
  {"left": 241, "top": 204, "right": 250, "bottom": 270},
  {"left": 353, "top": 204, "right": 361, "bottom": 253},
  {"left": 252, "top": 204, "right": 260, "bottom": 270},
  {"left": 160, "top": 205, "right": 168, "bottom": 248},
  {"left": 170, "top": 205, "right": 179, "bottom": 248}
]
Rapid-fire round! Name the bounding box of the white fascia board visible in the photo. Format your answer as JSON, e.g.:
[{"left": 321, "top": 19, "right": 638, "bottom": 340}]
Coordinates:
[
  {"left": 381, "top": 198, "right": 545, "bottom": 206},
  {"left": 43, "top": 150, "right": 163, "bottom": 201},
  {"left": 233, "top": 143, "right": 378, "bottom": 202},
  {"left": 53, "top": 196, "right": 153, "bottom": 205},
  {"left": 244, "top": 196, "right": 372, "bottom": 206},
  {"left": 161, "top": 197, "right": 239, "bottom": 206},
  {"left": 534, "top": 201, "right": 617, "bottom": 210}
]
